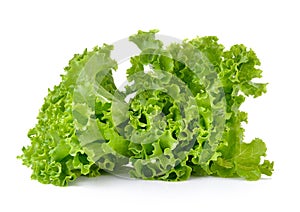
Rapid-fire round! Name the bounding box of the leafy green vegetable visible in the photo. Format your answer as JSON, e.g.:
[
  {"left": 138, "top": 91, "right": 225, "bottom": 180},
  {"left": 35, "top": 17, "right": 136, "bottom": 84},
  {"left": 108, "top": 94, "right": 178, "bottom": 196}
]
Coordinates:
[{"left": 18, "top": 30, "right": 273, "bottom": 186}]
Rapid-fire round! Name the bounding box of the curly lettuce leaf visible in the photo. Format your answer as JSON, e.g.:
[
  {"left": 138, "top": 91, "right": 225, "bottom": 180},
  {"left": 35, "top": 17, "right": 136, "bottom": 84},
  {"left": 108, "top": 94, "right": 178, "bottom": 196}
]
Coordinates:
[
  {"left": 19, "top": 30, "right": 273, "bottom": 186},
  {"left": 18, "top": 46, "right": 114, "bottom": 186}
]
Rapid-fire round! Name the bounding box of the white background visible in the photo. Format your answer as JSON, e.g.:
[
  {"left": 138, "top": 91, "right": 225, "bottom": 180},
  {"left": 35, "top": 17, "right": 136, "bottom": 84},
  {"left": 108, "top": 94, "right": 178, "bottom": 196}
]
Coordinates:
[{"left": 1, "top": 0, "right": 299, "bottom": 211}]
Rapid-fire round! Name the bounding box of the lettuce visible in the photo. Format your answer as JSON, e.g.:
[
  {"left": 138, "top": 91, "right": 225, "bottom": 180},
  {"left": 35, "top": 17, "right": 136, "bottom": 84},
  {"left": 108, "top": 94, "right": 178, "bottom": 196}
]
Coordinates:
[{"left": 18, "top": 30, "right": 273, "bottom": 186}]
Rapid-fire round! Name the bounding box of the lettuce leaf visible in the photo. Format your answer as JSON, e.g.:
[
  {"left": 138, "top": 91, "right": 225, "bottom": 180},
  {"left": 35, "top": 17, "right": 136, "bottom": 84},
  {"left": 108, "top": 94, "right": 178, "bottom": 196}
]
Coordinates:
[
  {"left": 18, "top": 30, "right": 273, "bottom": 186},
  {"left": 18, "top": 47, "right": 110, "bottom": 186}
]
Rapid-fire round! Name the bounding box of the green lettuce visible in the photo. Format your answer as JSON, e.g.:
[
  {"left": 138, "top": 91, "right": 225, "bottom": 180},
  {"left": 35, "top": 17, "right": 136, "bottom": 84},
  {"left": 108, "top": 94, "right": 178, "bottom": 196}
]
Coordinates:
[{"left": 18, "top": 30, "right": 273, "bottom": 186}]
